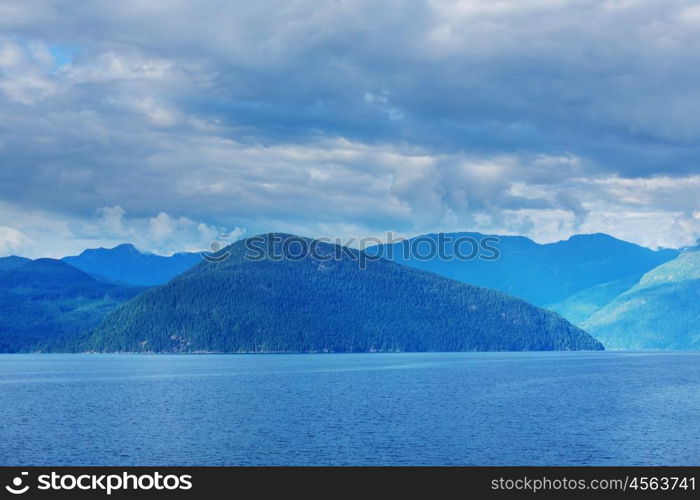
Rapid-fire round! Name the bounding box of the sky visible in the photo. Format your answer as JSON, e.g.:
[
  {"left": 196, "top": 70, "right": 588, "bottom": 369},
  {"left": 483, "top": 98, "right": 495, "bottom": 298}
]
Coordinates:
[{"left": 1, "top": 0, "right": 700, "bottom": 257}]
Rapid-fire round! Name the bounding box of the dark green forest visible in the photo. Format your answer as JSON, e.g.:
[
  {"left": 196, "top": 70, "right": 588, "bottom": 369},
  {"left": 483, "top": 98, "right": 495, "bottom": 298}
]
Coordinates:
[
  {"left": 0, "top": 258, "right": 146, "bottom": 352},
  {"left": 84, "top": 234, "right": 603, "bottom": 353}
]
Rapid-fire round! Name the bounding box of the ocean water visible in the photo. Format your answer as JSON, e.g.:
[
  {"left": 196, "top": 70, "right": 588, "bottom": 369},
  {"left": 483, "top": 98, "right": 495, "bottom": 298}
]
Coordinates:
[{"left": 0, "top": 352, "right": 698, "bottom": 466}]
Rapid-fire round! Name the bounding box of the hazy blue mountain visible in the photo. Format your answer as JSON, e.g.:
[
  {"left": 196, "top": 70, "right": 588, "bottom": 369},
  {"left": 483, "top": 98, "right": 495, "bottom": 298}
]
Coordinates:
[
  {"left": 63, "top": 243, "right": 202, "bottom": 286},
  {"left": 0, "top": 259, "right": 146, "bottom": 352},
  {"left": 582, "top": 249, "right": 700, "bottom": 350},
  {"left": 0, "top": 255, "right": 31, "bottom": 270},
  {"left": 369, "top": 232, "right": 677, "bottom": 306},
  {"left": 547, "top": 274, "right": 643, "bottom": 324},
  {"left": 85, "top": 233, "right": 603, "bottom": 353}
]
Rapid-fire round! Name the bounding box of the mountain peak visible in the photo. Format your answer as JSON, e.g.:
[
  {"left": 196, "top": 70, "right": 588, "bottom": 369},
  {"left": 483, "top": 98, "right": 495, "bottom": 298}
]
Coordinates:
[
  {"left": 111, "top": 243, "right": 140, "bottom": 252},
  {"left": 63, "top": 243, "right": 202, "bottom": 286},
  {"left": 86, "top": 235, "right": 603, "bottom": 353},
  {"left": 21, "top": 258, "right": 84, "bottom": 273},
  {"left": 371, "top": 230, "right": 678, "bottom": 306},
  {"left": 562, "top": 233, "right": 628, "bottom": 245},
  {"left": 567, "top": 232, "right": 615, "bottom": 240},
  {"left": 83, "top": 243, "right": 141, "bottom": 255},
  {"left": 636, "top": 250, "right": 700, "bottom": 289},
  {"left": 1, "top": 258, "right": 97, "bottom": 287},
  {"left": 0, "top": 255, "right": 32, "bottom": 271},
  {"left": 583, "top": 249, "right": 700, "bottom": 350}
]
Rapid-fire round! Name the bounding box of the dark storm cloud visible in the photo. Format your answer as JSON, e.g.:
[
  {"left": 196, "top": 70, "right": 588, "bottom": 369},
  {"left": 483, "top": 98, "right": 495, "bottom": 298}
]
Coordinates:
[{"left": 0, "top": 0, "right": 699, "bottom": 255}]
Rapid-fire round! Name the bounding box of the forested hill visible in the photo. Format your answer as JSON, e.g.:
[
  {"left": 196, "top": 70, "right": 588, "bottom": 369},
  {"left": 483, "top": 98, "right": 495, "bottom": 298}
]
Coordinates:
[
  {"left": 0, "top": 259, "right": 146, "bottom": 352},
  {"left": 582, "top": 249, "right": 700, "bottom": 350},
  {"left": 0, "top": 255, "right": 31, "bottom": 271},
  {"left": 85, "top": 233, "right": 603, "bottom": 353}
]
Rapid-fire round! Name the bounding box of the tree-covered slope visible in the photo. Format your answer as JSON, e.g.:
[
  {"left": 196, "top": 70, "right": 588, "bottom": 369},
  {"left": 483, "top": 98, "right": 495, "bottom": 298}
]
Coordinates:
[
  {"left": 546, "top": 273, "right": 643, "bottom": 325},
  {"left": 0, "top": 259, "right": 146, "bottom": 352},
  {"left": 86, "top": 234, "right": 603, "bottom": 353},
  {"left": 63, "top": 243, "right": 201, "bottom": 286},
  {"left": 0, "top": 255, "right": 31, "bottom": 271},
  {"left": 582, "top": 250, "right": 700, "bottom": 350},
  {"left": 370, "top": 233, "right": 677, "bottom": 306}
]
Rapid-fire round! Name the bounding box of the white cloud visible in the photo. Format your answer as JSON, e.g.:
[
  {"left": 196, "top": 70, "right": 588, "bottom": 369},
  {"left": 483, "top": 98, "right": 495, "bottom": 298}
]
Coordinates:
[
  {"left": 98, "top": 205, "right": 128, "bottom": 236},
  {"left": 0, "top": 0, "right": 699, "bottom": 253},
  {"left": 0, "top": 226, "right": 33, "bottom": 255},
  {"left": 0, "top": 201, "right": 237, "bottom": 258},
  {"left": 148, "top": 212, "right": 175, "bottom": 241}
]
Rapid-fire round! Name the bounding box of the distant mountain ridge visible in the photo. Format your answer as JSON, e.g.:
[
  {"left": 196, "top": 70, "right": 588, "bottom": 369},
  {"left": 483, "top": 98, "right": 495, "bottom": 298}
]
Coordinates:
[
  {"left": 62, "top": 243, "right": 202, "bottom": 286},
  {"left": 3, "top": 231, "right": 695, "bottom": 352},
  {"left": 0, "top": 259, "right": 146, "bottom": 352},
  {"left": 0, "top": 255, "right": 31, "bottom": 271},
  {"left": 582, "top": 249, "right": 700, "bottom": 350},
  {"left": 84, "top": 233, "right": 603, "bottom": 353},
  {"left": 547, "top": 273, "right": 643, "bottom": 325},
  {"left": 369, "top": 232, "right": 677, "bottom": 306}
]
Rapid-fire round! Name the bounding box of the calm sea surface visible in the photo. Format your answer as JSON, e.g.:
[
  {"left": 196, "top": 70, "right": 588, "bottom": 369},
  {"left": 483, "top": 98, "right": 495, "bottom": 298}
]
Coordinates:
[{"left": 0, "top": 352, "right": 698, "bottom": 465}]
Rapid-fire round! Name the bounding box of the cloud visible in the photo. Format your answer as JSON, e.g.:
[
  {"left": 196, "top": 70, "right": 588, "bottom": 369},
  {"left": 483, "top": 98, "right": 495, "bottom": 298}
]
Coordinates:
[
  {"left": 0, "top": 226, "right": 33, "bottom": 254},
  {"left": 98, "top": 205, "right": 128, "bottom": 236},
  {"left": 148, "top": 212, "right": 175, "bottom": 241},
  {"left": 0, "top": 0, "right": 699, "bottom": 253},
  {"left": 0, "top": 202, "right": 242, "bottom": 258},
  {"left": 0, "top": 40, "right": 59, "bottom": 104}
]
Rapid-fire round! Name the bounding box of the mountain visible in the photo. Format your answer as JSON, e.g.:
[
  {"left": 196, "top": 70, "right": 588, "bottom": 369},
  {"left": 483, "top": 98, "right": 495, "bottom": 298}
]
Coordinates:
[
  {"left": 63, "top": 243, "right": 202, "bottom": 286},
  {"left": 0, "top": 259, "right": 146, "bottom": 352},
  {"left": 0, "top": 255, "right": 31, "bottom": 271},
  {"left": 84, "top": 233, "right": 603, "bottom": 353},
  {"left": 582, "top": 249, "right": 700, "bottom": 350},
  {"left": 369, "top": 232, "right": 677, "bottom": 306},
  {"left": 547, "top": 273, "right": 643, "bottom": 325}
]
